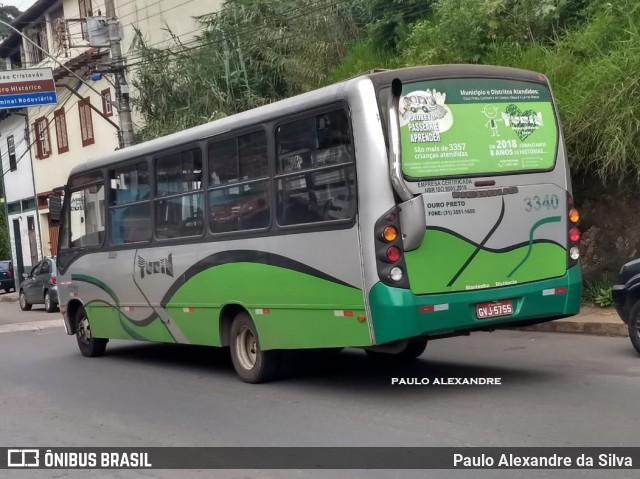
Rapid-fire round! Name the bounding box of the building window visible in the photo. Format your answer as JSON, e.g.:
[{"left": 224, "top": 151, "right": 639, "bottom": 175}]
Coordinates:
[
  {"left": 78, "top": 98, "right": 95, "bottom": 146},
  {"left": 7, "top": 135, "right": 16, "bottom": 171},
  {"left": 24, "top": 22, "right": 48, "bottom": 65},
  {"left": 21, "top": 198, "right": 36, "bottom": 211},
  {"left": 33, "top": 117, "right": 51, "bottom": 159},
  {"left": 7, "top": 202, "right": 21, "bottom": 215},
  {"left": 101, "top": 88, "right": 113, "bottom": 117},
  {"left": 78, "top": 0, "right": 93, "bottom": 40},
  {"left": 54, "top": 108, "right": 69, "bottom": 153}
]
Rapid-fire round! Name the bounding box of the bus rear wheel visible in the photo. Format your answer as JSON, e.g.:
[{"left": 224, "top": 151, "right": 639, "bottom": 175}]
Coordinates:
[
  {"left": 365, "top": 338, "right": 428, "bottom": 362},
  {"left": 75, "top": 307, "right": 108, "bottom": 358},
  {"left": 229, "top": 312, "right": 280, "bottom": 383}
]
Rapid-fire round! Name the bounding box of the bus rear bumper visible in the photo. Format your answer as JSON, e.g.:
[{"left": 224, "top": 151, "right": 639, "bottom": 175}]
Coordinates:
[{"left": 368, "top": 265, "right": 582, "bottom": 345}]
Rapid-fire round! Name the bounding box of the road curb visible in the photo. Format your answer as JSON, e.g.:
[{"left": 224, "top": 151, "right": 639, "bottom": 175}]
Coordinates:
[
  {"left": 0, "top": 293, "right": 18, "bottom": 303},
  {"left": 0, "top": 319, "right": 64, "bottom": 334},
  {"left": 519, "top": 320, "right": 627, "bottom": 337}
]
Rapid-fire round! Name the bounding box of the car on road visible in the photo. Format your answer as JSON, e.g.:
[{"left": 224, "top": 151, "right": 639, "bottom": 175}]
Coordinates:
[
  {"left": 612, "top": 258, "right": 640, "bottom": 354},
  {"left": 19, "top": 257, "right": 59, "bottom": 313},
  {"left": 0, "top": 260, "right": 15, "bottom": 293}
]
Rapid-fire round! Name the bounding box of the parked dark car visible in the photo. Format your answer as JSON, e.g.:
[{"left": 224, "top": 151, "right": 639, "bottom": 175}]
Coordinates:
[
  {"left": 19, "top": 257, "right": 59, "bottom": 313},
  {"left": 0, "top": 260, "right": 15, "bottom": 293},
  {"left": 612, "top": 259, "right": 640, "bottom": 354}
]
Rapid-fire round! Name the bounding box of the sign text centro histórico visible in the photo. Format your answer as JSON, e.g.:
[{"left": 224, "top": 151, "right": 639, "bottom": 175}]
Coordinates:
[{"left": 0, "top": 68, "right": 58, "bottom": 110}]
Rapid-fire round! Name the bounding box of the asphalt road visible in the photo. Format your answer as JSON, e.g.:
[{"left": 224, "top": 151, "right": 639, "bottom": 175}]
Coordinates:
[{"left": 0, "top": 304, "right": 639, "bottom": 479}]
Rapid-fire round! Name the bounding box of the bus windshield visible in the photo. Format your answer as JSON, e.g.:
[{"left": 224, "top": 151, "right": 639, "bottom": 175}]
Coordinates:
[{"left": 392, "top": 77, "right": 558, "bottom": 179}]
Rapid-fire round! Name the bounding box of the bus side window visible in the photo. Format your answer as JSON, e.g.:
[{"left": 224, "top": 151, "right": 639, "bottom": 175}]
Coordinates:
[
  {"left": 155, "top": 148, "right": 203, "bottom": 239},
  {"left": 208, "top": 130, "right": 270, "bottom": 233},
  {"left": 109, "top": 161, "right": 151, "bottom": 245},
  {"left": 275, "top": 109, "right": 356, "bottom": 226},
  {"left": 64, "top": 183, "right": 106, "bottom": 249}
]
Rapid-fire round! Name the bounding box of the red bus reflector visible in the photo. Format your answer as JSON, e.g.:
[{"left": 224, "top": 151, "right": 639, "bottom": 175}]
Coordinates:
[
  {"left": 419, "top": 304, "right": 449, "bottom": 313},
  {"left": 334, "top": 310, "right": 353, "bottom": 317},
  {"left": 542, "top": 288, "right": 568, "bottom": 296}
]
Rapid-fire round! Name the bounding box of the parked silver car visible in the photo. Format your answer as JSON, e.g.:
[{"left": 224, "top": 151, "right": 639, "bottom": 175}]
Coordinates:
[{"left": 19, "top": 257, "right": 59, "bottom": 313}]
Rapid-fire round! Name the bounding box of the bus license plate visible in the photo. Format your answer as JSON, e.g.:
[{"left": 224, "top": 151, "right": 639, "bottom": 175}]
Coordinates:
[{"left": 476, "top": 300, "right": 513, "bottom": 319}]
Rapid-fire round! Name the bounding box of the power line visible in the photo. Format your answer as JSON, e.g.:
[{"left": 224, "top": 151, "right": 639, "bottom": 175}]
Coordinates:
[
  {"left": 0, "top": 88, "right": 79, "bottom": 181},
  {"left": 123, "top": 0, "right": 351, "bottom": 67}
]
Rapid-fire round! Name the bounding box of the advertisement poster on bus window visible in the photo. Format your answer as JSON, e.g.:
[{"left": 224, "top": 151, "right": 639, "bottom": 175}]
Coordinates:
[{"left": 399, "top": 78, "right": 558, "bottom": 179}]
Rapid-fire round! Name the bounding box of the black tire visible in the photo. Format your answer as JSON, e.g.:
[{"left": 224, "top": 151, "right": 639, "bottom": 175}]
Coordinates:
[
  {"left": 4, "top": 288, "right": 10, "bottom": 293},
  {"left": 19, "top": 290, "right": 32, "bottom": 311},
  {"left": 44, "top": 291, "right": 57, "bottom": 313},
  {"left": 366, "top": 338, "right": 428, "bottom": 362},
  {"left": 75, "top": 307, "right": 108, "bottom": 357},
  {"left": 229, "top": 312, "right": 281, "bottom": 383},
  {"left": 628, "top": 302, "right": 640, "bottom": 355}
]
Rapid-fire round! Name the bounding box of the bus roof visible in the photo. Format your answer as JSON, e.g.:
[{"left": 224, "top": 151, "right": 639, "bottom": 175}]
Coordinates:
[{"left": 68, "top": 64, "right": 547, "bottom": 179}]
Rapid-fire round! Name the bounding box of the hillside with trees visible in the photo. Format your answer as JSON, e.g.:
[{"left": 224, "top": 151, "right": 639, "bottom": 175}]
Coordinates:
[{"left": 131, "top": 0, "right": 640, "bottom": 286}]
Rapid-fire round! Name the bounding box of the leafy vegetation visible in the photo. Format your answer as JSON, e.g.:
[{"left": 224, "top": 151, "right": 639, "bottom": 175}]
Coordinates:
[
  {"left": 131, "top": 0, "right": 362, "bottom": 141},
  {"left": 0, "top": 5, "right": 21, "bottom": 37},
  {"left": 583, "top": 279, "right": 613, "bottom": 307},
  {"left": 131, "top": 0, "right": 640, "bottom": 185},
  {"left": 0, "top": 202, "right": 9, "bottom": 261}
]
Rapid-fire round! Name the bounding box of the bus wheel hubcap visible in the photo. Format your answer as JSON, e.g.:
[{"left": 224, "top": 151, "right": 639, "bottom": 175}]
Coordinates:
[
  {"left": 78, "top": 318, "right": 91, "bottom": 344},
  {"left": 236, "top": 326, "right": 257, "bottom": 371}
]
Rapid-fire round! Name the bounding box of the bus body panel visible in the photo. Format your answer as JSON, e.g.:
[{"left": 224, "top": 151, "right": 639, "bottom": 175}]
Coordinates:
[
  {"left": 369, "top": 265, "right": 581, "bottom": 345},
  {"left": 59, "top": 227, "right": 371, "bottom": 349},
  {"left": 355, "top": 68, "right": 581, "bottom": 345},
  {"left": 405, "top": 182, "right": 569, "bottom": 295}
]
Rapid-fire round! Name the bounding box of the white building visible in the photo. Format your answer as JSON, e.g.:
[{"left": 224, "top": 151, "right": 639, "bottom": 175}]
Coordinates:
[
  {"left": 0, "top": 0, "right": 223, "bottom": 262},
  {"left": 0, "top": 109, "right": 42, "bottom": 280}
]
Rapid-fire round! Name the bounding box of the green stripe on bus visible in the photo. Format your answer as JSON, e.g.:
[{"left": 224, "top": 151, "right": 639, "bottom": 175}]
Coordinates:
[
  {"left": 84, "top": 300, "right": 176, "bottom": 343},
  {"left": 165, "top": 262, "right": 371, "bottom": 349},
  {"left": 405, "top": 229, "right": 567, "bottom": 294}
]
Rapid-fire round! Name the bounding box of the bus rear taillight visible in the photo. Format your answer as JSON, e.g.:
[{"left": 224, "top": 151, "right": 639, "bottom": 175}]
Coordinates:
[
  {"left": 386, "top": 246, "right": 401, "bottom": 262},
  {"left": 567, "top": 195, "right": 580, "bottom": 266},
  {"left": 374, "top": 207, "right": 410, "bottom": 288}
]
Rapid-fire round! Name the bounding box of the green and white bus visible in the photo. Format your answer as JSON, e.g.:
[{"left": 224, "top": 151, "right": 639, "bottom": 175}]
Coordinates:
[{"left": 57, "top": 65, "right": 581, "bottom": 383}]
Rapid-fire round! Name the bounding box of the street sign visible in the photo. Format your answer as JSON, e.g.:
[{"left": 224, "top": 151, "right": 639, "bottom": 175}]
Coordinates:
[{"left": 0, "top": 68, "right": 58, "bottom": 110}]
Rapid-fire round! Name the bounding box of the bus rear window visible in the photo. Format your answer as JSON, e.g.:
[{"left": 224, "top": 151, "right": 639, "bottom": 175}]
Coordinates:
[{"left": 393, "top": 77, "right": 558, "bottom": 179}]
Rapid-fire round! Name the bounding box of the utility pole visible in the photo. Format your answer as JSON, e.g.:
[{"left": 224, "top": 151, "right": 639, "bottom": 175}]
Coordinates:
[{"left": 104, "top": 0, "right": 135, "bottom": 148}]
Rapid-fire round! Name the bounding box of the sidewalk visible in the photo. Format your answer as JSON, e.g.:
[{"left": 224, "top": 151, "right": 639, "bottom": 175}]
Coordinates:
[
  {"left": 517, "top": 306, "right": 626, "bottom": 337},
  {"left": 0, "top": 292, "right": 627, "bottom": 337}
]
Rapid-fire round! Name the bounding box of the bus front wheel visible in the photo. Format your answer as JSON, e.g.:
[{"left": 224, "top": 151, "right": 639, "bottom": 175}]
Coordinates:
[
  {"left": 229, "top": 312, "right": 280, "bottom": 383},
  {"left": 75, "top": 307, "right": 108, "bottom": 358},
  {"left": 365, "top": 338, "right": 428, "bottom": 362}
]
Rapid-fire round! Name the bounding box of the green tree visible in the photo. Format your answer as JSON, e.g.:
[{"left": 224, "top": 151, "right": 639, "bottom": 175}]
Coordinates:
[
  {"left": 0, "top": 5, "right": 21, "bottom": 36},
  {"left": 0, "top": 202, "right": 10, "bottom": 260},
  {"left": 132, "top": 0, "right": 362, "bottom": 140}
]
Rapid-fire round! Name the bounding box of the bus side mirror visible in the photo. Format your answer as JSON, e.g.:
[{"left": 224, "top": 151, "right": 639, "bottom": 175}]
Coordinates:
[{"left": 398, "top": 196, "right": 426, "bottom": 251}]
